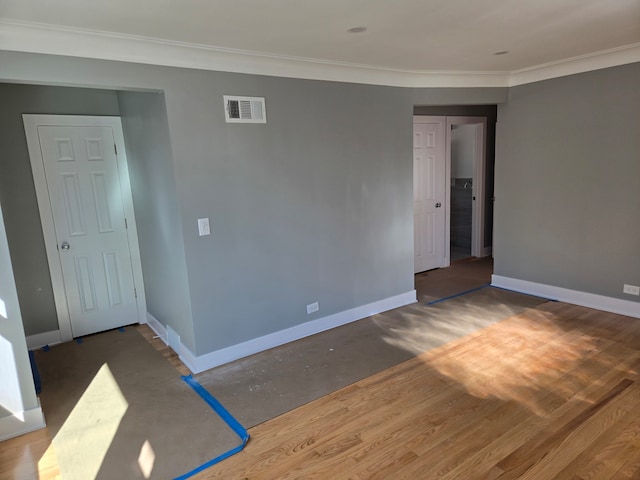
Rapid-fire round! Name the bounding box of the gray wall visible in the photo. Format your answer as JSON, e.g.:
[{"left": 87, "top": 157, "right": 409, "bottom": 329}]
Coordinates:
[
  {"left": 117, "top": 91, "right": 196, "bottom": 351},
  {"left": 172, "top": 76, "right": 418, "bottom": 355},
  {"left": 494, "top": 62, "right": 640, "bottom": 302},
  {"left": 0, "top": 83, "right": 120, "bottom": 336},
  {"left": 0, "top": 50, "right": 507, "bottom": 357}
]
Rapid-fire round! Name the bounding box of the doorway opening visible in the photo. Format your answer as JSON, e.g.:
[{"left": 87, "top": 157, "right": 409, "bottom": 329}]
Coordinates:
[
  {"left": 447, "top": 118, "right": 486, "bottom": 262},
  {"left": 24, "top": 114, "right": 146, "bottom": 341},
  {"left": 413, "top": 105, "right": 497, "bottom": 273},
  {"left": 450, "top": 124, "right": 474, "bottom": 261}
]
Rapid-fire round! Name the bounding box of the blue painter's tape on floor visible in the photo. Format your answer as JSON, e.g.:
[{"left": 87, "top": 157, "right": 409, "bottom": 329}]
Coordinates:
[
  {"left": 29, "top": 350, "right": 41, "bottom": 394},
  {"left": 489, "top": 285, "right": 558, "bottom": 302},
  {"left": 426, "top": 284, "right": 490, "bottom": 305},
  {"left": 75, "top": 338, "right": 83, "bottom": 344},
  {"left": 42, "top": 345, "right": 50, "bottom": 352},
  {"left": 175, "top": 375, "right": 250, "bottom": 480},
  {"left": 118, "top": 327, "right": 126, "bottom": 332}
]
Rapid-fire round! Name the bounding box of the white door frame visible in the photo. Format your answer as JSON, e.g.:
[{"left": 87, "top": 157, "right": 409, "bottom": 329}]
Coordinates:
[
  {"left": 445, "top": 116, "right": 487, "bottom": 260},
  {"left": 23, "top": 114, "right": 147, "bottom": 343}
]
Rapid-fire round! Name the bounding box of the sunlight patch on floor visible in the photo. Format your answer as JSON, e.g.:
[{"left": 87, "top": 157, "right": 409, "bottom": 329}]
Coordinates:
[
  {"left": 138, "top": 439, "right": 156, "bottom": 479},
  {"left": 54, "top": 363, "right": 128, "bottom": 479},
  {"left": 422, "top": 311, "right": 599, "bottom": 416},
  {"left": 37, "top": 440, "right": 60, "bottom": 480},
  {"left": 372, "top": 297, "right": 527, "bottom": 357}
]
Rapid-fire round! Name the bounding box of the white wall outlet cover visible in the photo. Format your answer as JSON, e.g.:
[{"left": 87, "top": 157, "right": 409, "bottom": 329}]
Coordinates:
[
  {"left": 623, "top": 284, "right": 640, "bottom": 296},
  {"left": 197, "top": 218, "right": 210, "bottom": 236},
  {"left": 306, "top": 302, "right": 319, "bottom": 314}
]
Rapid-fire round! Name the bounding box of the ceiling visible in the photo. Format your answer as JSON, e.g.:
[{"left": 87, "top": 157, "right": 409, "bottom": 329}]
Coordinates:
[{"left": 1, "top": 0, "right": 639, "bottom": 87}]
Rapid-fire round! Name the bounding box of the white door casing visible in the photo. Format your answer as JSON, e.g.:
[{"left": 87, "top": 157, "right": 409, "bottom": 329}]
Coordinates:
[
  {"left": 445, "top": 117, "right": 487, "bottom": 258},
  {"left": 413, "top": 116, "right": 446, "bottom": 273},
  {"left": 24, "top": 115, "right": 146, "bottom": 341}
]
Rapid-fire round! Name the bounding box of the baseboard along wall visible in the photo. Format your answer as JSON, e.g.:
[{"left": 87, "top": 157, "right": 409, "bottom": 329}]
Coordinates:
[
  {"left": 491, "top": 275, "right": 640, "bottom": 319},
  {"left": 0, "top": 405, "right": 46, "bottom": 442},
  {"left": 26, "top": 330, "right": 62, "bottom": 350},
  {"left": 147, "top": 290, "right": 417, "bottom": 374}
]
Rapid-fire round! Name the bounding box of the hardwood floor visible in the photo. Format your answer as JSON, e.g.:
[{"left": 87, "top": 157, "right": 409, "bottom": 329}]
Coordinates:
[
  {"left": 0, "top": 428, "right": 60, "bottom": 480},
  {"left": 0, "top": 324, "right": 187, "bottom": 480},
  {"left": 193, "top": 301, "right": 640, "bottom": 479},
  {"left": 4, "top": 302, "right": 640, "bottom": 479}
]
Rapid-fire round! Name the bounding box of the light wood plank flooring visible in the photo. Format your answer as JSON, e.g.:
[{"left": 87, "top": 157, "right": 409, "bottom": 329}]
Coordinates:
[
  {"left": 4, "top": 301, "right": 640, "bottom": 479},
  {"left": 193, "top": 301, "right": 640, "bottom": 479}
]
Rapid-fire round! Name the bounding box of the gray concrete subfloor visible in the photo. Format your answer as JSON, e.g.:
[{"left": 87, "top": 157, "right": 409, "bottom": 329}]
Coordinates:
[
  {"left": 36, "top": 327, "right": 240, "bottom": 480},
  {"left": 450, "top": 245, "right": 472, "bottom": 262},
  {"left": 414, "top": 256, "right": 493, "bottom": 303},
  {"left": 195, "top": 257, "right": 545, "bottom": 428}
]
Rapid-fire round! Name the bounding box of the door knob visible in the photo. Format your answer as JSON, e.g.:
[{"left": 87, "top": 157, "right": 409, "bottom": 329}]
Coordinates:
[
  {"left": 435, "top": 202, "right": 442, "bottom": 208},
  {"left": 60, "top": 241, "right": 70, "bottom": 251}
]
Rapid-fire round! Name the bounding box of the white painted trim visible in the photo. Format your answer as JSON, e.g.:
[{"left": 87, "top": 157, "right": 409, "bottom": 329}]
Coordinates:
[
  {"left": 443, "top": 118, "right": 452, "bottom": 269},
  {"left": 112, "top": 120, "right": 149, "bottom": 326},
  {"left": 491, "top": 275, "right": 640, "bottom": 319},
  {"left": 481, "top": 246, "right": 492, "bottom": 258},
  {"left": 0, "top": 405, "right": 46, "bottom": 442},
  {"left": 509, "top": 42, "right": 640, "bottom": 86},
  {"left": 26, "top": 330, "right": 62, "bottom": 350},
  {"left": 472, "top": 122, "right": 486, "bottom": 257},
  {"left": 145, "top": 312, "right": 168, "bottom": 346},
  {"left": 23, "top": 117, "right": 73, "bottom": 342},
  {"left": 177, "top": 290, "right": 417, "bottom": 374},
  {"left": 22, "top": 114, "right": 147, "bottom": 342},
  {"left": 1, "top": 20, "right": 639, "bottom": 88}
]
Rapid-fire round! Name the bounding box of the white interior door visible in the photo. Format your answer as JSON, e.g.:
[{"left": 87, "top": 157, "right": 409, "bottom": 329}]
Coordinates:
[
  {"left": 24, "top": 116, "right": 145, "bottom": 339},
  {"left": 413, "top": 116, "right": 446, "bottom": 273}
]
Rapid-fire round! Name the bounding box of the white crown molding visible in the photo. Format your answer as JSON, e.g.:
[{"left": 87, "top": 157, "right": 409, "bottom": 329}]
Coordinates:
[
  {"left": 0, "top": 19, "right": 638, "bottom": 89},
  {"left": 0, "top": 19, "right": 507, "bottom": 88},
  {"left": 509, "top": 42, "right": 640, "bottom": 86}
]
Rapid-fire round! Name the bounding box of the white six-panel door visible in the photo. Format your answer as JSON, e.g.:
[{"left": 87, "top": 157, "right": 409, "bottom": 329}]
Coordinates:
[
  {"left": 24, "top": 116, "right": 145, "bottom": 340},
  {"left": 413, "top": 116, "right": 446, "bottom": 273}
]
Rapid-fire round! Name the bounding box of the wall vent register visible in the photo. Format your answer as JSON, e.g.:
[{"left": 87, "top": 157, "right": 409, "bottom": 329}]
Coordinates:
[{"left": 224, "top": 95, "right": 266, "bottom": 123}]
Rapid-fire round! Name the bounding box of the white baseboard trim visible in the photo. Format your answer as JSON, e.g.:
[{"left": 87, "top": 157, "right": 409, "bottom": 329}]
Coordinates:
[
  {"left": 179, "top": 290, "right": 417, "bottom": 374},
  {"left": 491, "top": 275, "right": 640, "bottom": 319},
  {"left": 26, "top": 330, "right": 62, "bottom": 350},
  {"left": 145, "top": 312, "right": 168, "bottom": 345},
  {"left": 0, "top": 405, "right": 46, "bottom": 442},
  {"left": 145, "top": 313, "right": 195, "bottom": 370}
]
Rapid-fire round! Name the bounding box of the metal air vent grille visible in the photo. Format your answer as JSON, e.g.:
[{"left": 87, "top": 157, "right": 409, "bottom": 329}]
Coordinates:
[{"left": 224, "top": 96, "right": 266, "bottom": 123}]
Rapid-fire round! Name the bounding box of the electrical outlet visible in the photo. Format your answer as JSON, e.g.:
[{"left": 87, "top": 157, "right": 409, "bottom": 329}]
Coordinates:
[
  {"left": 306, "top": 302, "right": 319, "bottom": 314},
  {"left": 623, "top": 284, "right": 640, "bottom": 296},
  {"left": 197, "top": 218, "right": 210, "bottom": 236}
]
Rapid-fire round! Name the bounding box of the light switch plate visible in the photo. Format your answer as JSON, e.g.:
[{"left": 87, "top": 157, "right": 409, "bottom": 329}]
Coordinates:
[{"left": 197, "top": 218, "right": 210, "bottom": 236}]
